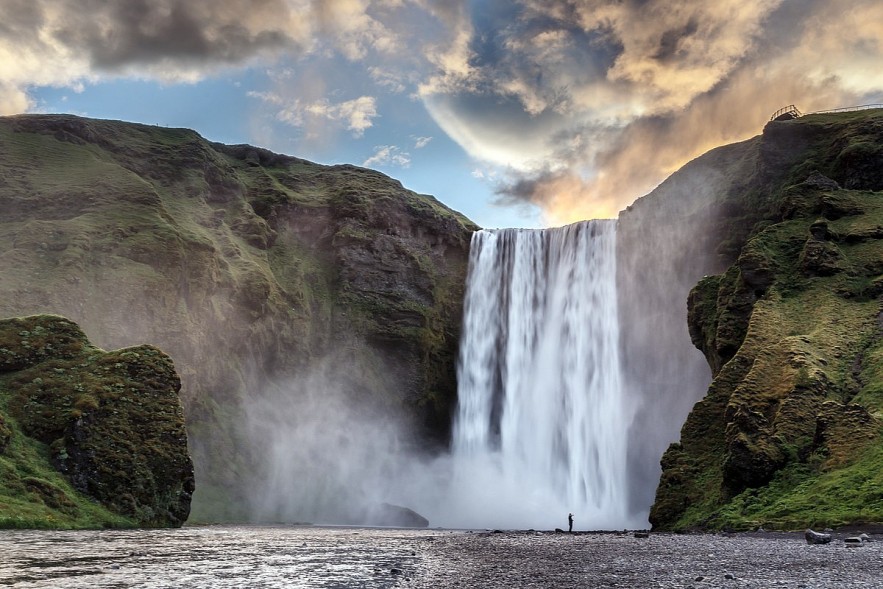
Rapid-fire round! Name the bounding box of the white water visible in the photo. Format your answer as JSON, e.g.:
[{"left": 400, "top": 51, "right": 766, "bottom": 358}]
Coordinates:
[{"left": 448, "top": 220, "right": 637, "bottom": 530}]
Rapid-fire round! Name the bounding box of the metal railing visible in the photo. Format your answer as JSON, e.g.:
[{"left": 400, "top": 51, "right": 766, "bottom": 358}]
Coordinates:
[
  {"left": 769, "top": 105, "right": 803, "bottom": 121},
  {"left": 770, "top": 103, "right": 883, "bottom": 122},
  {"left": 807, "top": 104, "right": 883, "bottom": 115}
]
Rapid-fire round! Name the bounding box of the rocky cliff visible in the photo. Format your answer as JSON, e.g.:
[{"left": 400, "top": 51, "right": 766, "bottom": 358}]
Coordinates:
[
  {"left": 617, "top": 136, "right": 758, "bottom": 515},
  {"left": 649, "top": 109, "right": 883, "bottom": 531},
  {"left": 0, "top": 314, "right": 193, "bottom": 528},
  {"left": 0, "top": 114, "right": 476, "bottom": 521}
]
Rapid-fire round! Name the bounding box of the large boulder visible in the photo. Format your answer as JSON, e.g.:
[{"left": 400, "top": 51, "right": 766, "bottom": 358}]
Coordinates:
[{"left": 0, "top": 314, "right": 194, "bottom": 527}]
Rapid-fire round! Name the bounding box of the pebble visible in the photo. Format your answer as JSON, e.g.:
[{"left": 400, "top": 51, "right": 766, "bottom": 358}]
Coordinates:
[{"left": 409, "top": 530, "right": 883, "bottom": 588}]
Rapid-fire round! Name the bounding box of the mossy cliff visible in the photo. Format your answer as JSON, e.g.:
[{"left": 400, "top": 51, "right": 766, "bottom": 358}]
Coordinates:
[
  {"left": 0, "top": 114, "right": 476, "bottom": 521},
  {"left": 0, "top": 314, "right": 193, "bottom": 528},
  {"left": 650, "top": 109, "right": 883, "bottom": 531}
]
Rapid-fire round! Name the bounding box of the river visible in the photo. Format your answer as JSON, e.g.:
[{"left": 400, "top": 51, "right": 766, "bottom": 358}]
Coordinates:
[{"left": 3, "top": 526, "right": 883, "bottom": 588}]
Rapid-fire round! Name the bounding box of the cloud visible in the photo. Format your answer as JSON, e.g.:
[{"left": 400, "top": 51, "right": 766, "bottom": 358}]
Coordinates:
[
  {"left": 0, "top": 0, "right": 404, "bottom": 114},
  {"left": 4, "top": 0, "right": 883, "bottom": 224},
  {"left": 412, "top": 135, "right": 432, "bottom": 149},
  {"left": 249, "top": 91, "right": 378, "bottom": 137},
  {"left": 363, "top": 144, "right": 411, "bottom": 168},
  {"left": 304, "top": 96, "right": 379, "bottom": 137},
  {"left": 415, "top": 0, "right": 883, "bottom": 223}
]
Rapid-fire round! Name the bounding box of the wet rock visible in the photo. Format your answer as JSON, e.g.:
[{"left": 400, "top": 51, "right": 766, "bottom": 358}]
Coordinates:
[
  {"left": 0, "top": 414, "right": 10, "bottom": 454},
  {"left": 804, "top": 171, "right": 841, "bottom": 191},
  {"left": 800, "top": 238, "right": 844, "bottom": 276},
  {"left": 809, "top": 220, "right": 829, "bottom": 240},
  {"left": 367, "top": 503, "right": 429, "bottom": 528},
  {"left": 805, "top": 529, "right": 832, "bottom": 545},
  {"left": 634, "top": 531, "right": 650, "bottom": 538},
  {"left": 845, "top": 537, "right": 864, "bottom": 547}
]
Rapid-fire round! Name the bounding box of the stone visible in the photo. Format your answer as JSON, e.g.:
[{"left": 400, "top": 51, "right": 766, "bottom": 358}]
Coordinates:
[
  {"left": 803, "top": 171, "right": 841, "bottom": 191},
  {"left": 634, "top": 531, "right": 650, "bottom": 538},
  {"left": 366, "top": 503, "right": 429, "bottom": 528},
  {"left": 805, "top": 529, "right": 832, "bottom": 545},
  {"left": 844, "top": 537, "right": 863, "bottom": 547},
  {"left": 809, "top": 220, "right": 829, "bottom": 240}
]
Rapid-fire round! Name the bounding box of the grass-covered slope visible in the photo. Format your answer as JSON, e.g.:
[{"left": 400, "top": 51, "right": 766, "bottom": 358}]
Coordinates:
[
  {"left": 0, "top": 114, "right": 476, "bottom": 521},
  {"left": 0, "top": 315, "right": 193, "bottom": 528},
  {"left": 650, "top": 109, "right": 883, "bottom": 531}
]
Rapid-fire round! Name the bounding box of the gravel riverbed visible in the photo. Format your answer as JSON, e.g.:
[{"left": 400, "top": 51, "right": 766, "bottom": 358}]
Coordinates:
[
  {"left": 2, "top": 526, "right": 881, "bottom": 588},
  {"left": 408, "top": 530, "right": 883, "bottom": 589}
]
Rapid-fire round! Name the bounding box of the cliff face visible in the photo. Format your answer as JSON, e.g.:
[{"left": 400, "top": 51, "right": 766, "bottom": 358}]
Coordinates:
[
  {"left": 0, "top": 314, "right": 193, "bottom": 528},
  {"left": 0, "top": 115, "right": 476, "bottom": 521},
  {"left": 616, "top": 137, "right": 760, "bottom": 515},
  {"left": 650, "top": 109, "right": 883, "bottom": 531}
]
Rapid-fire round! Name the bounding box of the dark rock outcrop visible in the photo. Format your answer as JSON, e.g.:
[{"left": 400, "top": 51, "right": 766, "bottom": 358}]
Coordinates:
[
  {"left": 0, "top": 315, "right": 194, "bottom": 527},
  {"left": 367, "top": 503, "right": 430, "bottom": 528},
  {"left": 805, "top": 529, "right": 832, "bottom": 545}
]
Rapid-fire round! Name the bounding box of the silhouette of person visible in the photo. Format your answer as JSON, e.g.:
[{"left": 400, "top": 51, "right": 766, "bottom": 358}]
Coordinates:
[{"left": 568, "top": 513, "right": 573, "bottom": 533}]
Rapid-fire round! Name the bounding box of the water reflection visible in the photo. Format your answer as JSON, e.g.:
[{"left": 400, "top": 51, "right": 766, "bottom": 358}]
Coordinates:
[{"left": 0, "top": 526, "right": 431, "bottom": 588}]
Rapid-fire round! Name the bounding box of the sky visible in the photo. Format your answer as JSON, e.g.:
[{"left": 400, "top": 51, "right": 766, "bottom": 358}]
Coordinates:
[{"left": 2, "top": 0, "right": 883, "bottom": 229}]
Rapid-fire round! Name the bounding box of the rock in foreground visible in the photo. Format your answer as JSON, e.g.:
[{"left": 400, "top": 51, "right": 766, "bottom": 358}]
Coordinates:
[
  {"left": 805, "top": 529, "right": 832, "bottom": 545},
  {"left": 367, "top": 503, "right": 429, "bottom": 528},
  {"left": 0, "top": 314, "right": 194, "bottom": 527}
]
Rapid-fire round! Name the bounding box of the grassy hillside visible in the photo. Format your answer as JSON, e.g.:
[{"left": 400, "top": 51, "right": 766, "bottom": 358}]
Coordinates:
[
  {"left": 650, "top": 109, "right": 883, "bottom": 531},
  {"left": 0, "top": 114, "right": 477, "bottom": 522}
]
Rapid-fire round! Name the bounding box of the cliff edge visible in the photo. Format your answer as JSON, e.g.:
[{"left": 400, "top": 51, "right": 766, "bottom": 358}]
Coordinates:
[{"left": 650, "top": 109, "right": 883, "bottom": 531}]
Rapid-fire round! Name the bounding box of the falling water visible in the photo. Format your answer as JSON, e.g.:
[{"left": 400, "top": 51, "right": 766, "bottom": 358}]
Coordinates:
[{"left": 450, "top": 220, "right": 635, "bottom": 530}]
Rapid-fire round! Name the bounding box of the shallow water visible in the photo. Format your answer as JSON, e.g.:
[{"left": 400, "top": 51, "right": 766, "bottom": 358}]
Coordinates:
[
  {"left": 0, "top": 526, "right": 432, "bottom": 588},
  {"left": 5, "top": 526, "right": 883, "bottom": 588}
]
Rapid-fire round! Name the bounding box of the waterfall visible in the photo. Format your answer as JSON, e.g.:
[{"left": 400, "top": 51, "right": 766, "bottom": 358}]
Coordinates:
[{"left": 449, "top": 220, "right": 637, "bottom": 530}]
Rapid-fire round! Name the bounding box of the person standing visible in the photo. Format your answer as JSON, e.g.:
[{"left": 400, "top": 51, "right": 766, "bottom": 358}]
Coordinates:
[{"left": 568, "top": 513, "right": 574, "bottom": 533}]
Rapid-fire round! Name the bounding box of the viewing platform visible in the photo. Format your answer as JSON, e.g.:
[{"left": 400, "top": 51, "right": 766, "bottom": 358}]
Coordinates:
[{"left": 770, "top": 103, "right": 883, "bottom": 122}]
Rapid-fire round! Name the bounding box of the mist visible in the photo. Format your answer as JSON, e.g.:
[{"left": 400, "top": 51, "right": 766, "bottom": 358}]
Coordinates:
[{"left": 243, "top": 350, "right": 621, "bottom": 530}]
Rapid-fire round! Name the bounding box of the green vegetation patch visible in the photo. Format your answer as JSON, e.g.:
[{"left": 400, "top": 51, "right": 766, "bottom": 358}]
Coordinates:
[
  {"left": 0, "top": 314, "right": 194, "bottom": 529},
  {"left": 652, "top": 110, "right": 883, "bottom": 532}
]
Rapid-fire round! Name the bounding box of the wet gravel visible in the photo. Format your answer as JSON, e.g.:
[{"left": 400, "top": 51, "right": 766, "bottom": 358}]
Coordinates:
[
  {"left": 409, "top": 530, "right": 883, "bottom": 589},
  {"left": 2, "top": 527, "right": 882, "bottom": 588}
]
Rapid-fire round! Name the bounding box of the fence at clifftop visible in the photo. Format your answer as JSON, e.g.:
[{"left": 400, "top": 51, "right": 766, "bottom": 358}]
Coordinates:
[{"left": 771, "top": 103, "right": 883, "bottom": 121}]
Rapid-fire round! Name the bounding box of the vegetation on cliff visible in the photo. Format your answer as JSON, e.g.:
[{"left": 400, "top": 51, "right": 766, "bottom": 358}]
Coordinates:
[
  {"left": 0, "top": 114, "right": 477, "bottom": 521},
  {"left": 0, "top": 314, "right": 193, "bottom": 528},
  {"left": 651, "top": 109, "right": 883, "bottom": 531}
]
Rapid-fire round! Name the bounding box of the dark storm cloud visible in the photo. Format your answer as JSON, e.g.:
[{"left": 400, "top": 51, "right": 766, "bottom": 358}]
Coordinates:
[
  {"left": 72, "top": 2, "right": 286, "bottom": 68},
  {"left": 49, "top": 0, "right": 303, "bottom": 69}
]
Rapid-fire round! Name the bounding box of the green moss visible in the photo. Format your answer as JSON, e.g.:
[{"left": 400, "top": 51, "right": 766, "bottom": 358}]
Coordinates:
[
  {"left": 0, "top": 314, "right": 193, "bottom": 529},
  {"left": 0, "top": 405, "right": 133, "bottom": 529},
  {"left": 652, "top": 109, "right": 883, "bottom": 531}
]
